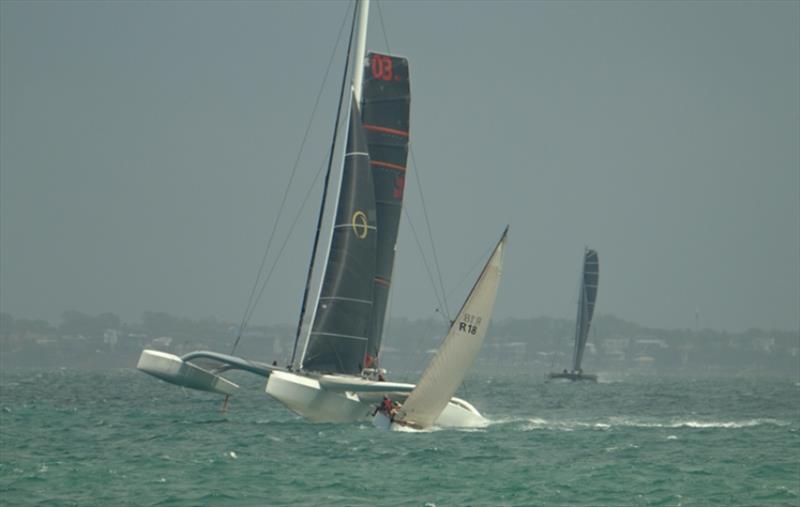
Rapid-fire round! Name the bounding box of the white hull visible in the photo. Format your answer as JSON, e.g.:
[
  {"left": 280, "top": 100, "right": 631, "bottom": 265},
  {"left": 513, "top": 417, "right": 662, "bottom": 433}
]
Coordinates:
[
  {"left": 266, "top": 370, "right": 486, "bottom": 427},
  {"left": 137, "top": 349, "right": 238, "bottom": 396},
  {"left": 266, "top": 371, "right": 369, "bottom": 423}
]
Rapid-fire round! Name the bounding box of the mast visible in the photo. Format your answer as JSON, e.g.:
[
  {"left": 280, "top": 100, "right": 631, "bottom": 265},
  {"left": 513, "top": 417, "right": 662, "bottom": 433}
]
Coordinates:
[
  {"left": 571, "top": 268, "right": 587, "bottom": 372},
  {"left": 289, "top": 2, "right": 360, "bottom": 368},
  {"left": 292, "top": 0, "right": 376, "bottom": 373},
  {"left": 352, "top": 0, "right": 370, "bottom": 105}
]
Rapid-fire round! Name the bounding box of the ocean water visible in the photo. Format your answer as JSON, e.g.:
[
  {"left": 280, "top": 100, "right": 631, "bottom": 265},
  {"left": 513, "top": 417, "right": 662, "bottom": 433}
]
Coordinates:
[{"left": 1, "top": 368, "right": 798, "bottom": 506}]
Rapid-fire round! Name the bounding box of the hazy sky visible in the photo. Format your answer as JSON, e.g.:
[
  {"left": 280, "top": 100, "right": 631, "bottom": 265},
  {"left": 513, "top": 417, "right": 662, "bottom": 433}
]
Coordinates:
[{"left": 1, "top": 1, "right": 798, "bottom": 333}]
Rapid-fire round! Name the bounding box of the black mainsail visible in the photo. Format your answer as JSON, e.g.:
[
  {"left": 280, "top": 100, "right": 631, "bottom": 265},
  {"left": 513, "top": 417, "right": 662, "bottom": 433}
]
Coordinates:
[
  {"left": 301, "top": 98, "right": 378, "bottom": 374},
  {"left": 572, "top": 248, "right": 599, "bottom": 372},
  {"left": 547, "top": 247, "right": 600, "bottom": 382},
  {"left": 360, "top": 52, "right": 411, "bottom": 367}
]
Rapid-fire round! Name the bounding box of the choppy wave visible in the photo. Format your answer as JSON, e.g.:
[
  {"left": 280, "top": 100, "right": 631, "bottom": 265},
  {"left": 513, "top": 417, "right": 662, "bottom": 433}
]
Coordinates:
[
  {"left": 2, "top": 369, "right": 798, "bottom": 507},
  {"left": 489, "top": 416, "right": 791, "bottom": 431}
]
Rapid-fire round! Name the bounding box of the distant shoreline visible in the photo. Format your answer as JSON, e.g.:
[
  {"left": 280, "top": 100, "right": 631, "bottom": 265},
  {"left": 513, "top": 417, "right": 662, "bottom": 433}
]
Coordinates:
[{"left": 2, "top": 311, "right": 797, "bottom": 375}]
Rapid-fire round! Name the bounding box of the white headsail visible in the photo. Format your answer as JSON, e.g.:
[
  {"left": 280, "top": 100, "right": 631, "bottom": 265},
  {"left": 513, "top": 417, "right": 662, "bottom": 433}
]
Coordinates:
[{"left": 393, "top": 228, "right": 508, "bottom": 429}]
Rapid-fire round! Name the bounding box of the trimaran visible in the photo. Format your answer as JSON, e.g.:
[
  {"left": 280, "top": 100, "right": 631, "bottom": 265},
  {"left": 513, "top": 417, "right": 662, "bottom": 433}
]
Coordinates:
[
  {"left": 137, "top": 0, "right": 507, "bottom": 430},
  {"left": 548, "top": 248, "right": 599, "bottom": 382}
]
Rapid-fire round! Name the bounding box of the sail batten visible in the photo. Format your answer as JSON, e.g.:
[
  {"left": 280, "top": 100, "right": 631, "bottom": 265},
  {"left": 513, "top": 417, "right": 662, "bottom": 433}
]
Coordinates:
[
  {"left": 369, "top": 160, "right": 406, "bottom": 171},
  {"left": 309, "top": 331, "right": 369, "bottom": 341},
  {"left": 319, "top": 296, "right": 372, "bottom": 304}
]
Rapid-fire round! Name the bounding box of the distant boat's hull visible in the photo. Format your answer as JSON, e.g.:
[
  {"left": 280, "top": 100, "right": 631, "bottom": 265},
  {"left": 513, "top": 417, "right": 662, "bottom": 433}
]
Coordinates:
[
  {"left": 266, "top": 370, "right": 486, "bottom": 427},
  {"left": 547, "top": 371, "right": 598, "bottom": 382}
]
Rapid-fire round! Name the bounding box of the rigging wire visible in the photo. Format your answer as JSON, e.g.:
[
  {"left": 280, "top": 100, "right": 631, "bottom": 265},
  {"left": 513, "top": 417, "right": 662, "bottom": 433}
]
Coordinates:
[
  {"left": 245, "top": 155, "right": 328, "bottom": 343},
  {"left": 376, "top": 0, "right": 447, "bottom": 329},
  {"left": 444, "top": 241, "right": 496, "bottom": 302},
  {"left": 402, "top": 205, "right": 450, "bottom": 327},
  {"left": 377, "top": 3, "right": 482, "bottom": 404},
  {"left": 407, "top": 149, "right": 451, "bottom": 323},
  {"left": 230, "top": 3, "right": 354, "bottom": 355},
  {"left": 375, "top": 0, "right": 452, "bottom": 326}
]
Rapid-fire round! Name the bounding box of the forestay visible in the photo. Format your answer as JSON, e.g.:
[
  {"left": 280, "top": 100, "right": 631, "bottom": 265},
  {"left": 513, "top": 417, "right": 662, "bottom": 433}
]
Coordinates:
[{"left": 394, "top": 228, "right": 508, "bottom": 429}]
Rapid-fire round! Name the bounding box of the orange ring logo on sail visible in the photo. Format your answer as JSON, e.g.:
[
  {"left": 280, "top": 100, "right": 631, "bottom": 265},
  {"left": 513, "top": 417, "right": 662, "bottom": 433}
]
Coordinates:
[{"left": 352, "top": 211, "right": 368, "bottom": 239}]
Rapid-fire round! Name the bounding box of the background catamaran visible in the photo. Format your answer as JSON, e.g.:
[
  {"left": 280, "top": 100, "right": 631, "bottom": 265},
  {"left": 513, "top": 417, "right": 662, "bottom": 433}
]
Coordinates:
[
  {"left": 138, "top": 0, "right": 497, "bottom": 427},
  {"left": 548, "top": 248, "right": 599, "bottom": 382}
]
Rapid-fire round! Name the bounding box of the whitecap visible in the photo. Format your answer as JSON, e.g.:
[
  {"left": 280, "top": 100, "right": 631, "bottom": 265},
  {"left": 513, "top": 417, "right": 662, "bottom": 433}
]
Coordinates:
[
  {"left": 394, "top": 425, "right": 437, "bottom": 433},
  {"left": 608, "top": 416, "right": 789, "bottom": 429},
  {"left": 485, "top": 416, "right": 529, "bottom": 427},
  {"left": 523, "top": 417, "right": 549, "bottom": 428},
  {"left": 671, "top": 419, "right": 786, "bottom": 429}
]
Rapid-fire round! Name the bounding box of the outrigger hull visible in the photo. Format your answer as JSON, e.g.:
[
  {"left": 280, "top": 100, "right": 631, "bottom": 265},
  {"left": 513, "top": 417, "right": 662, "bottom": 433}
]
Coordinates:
[{"left": 137, "top": 349, "right": 240, "bottom": 395}]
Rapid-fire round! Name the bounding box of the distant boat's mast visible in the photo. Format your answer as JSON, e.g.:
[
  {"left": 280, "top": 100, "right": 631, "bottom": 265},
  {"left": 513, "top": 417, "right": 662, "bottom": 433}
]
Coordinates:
[{"left": 572, "top": 247, "right": 588, "bottom": 372}]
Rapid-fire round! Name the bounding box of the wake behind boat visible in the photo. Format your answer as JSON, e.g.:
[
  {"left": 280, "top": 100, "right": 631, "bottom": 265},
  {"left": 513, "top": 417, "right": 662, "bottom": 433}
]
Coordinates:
[
  {"left": 548, "top": 248, "right": 599, "bottom": 382},
  {"left": 137, "top": 0, "right": 498, "bottom": 428}
]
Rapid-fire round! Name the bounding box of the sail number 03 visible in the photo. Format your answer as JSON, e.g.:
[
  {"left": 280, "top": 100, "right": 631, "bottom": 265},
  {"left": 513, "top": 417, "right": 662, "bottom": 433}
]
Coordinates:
[
  {"left": 458, "top": 313, "right": 482, "bottom": 335},
  {"left": 371, "top": 54, "right": 393, "bottom": 81}
]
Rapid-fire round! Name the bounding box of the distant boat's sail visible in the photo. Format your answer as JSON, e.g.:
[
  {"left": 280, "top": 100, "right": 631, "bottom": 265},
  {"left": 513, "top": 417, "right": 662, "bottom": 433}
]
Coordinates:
[
  {"left": 394, "top": 228, "right": 508, "bottom": 429},
  {"left": 572, "top": 248, "right": 599, "bottom": 372},
  {"left": 302, "top": 98, "right": 377, "bottom": 374},
  {"left": 360, "top": 52, "right": 411, "bottom": 366}
]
